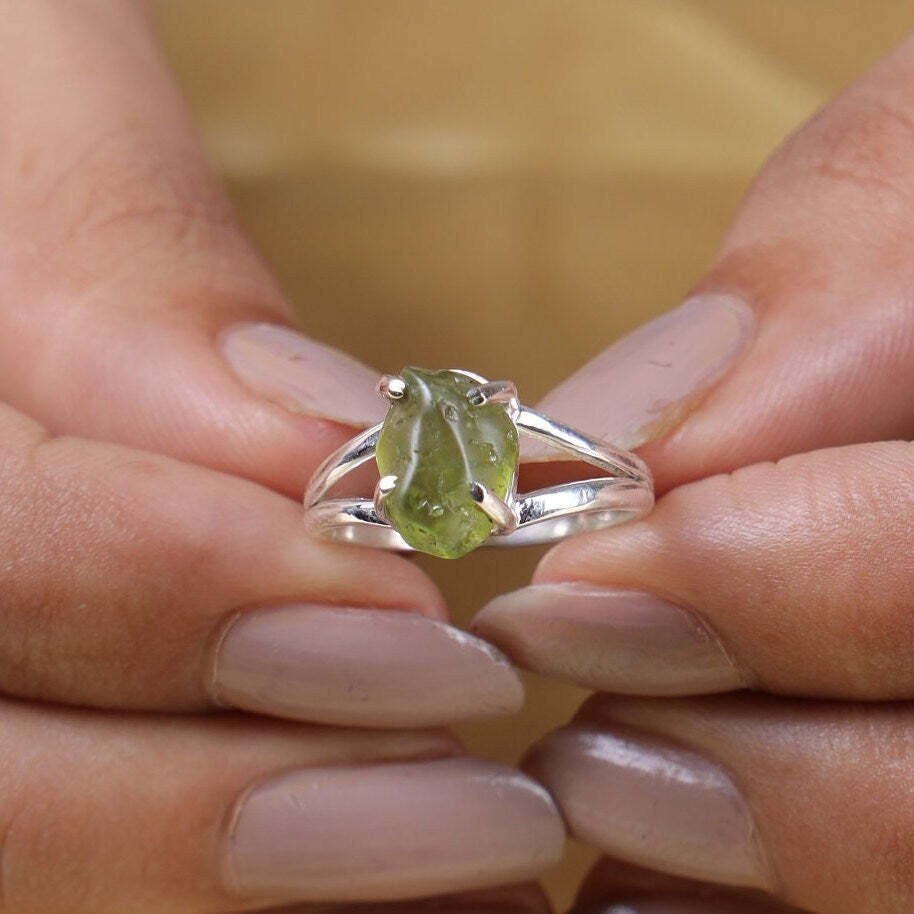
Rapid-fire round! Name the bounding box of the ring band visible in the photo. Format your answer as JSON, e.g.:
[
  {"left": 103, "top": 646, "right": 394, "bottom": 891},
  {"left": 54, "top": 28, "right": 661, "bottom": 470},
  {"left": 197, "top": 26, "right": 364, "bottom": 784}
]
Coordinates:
[{"left": 304, "top": 367, "right": 654, "bottom": 559}]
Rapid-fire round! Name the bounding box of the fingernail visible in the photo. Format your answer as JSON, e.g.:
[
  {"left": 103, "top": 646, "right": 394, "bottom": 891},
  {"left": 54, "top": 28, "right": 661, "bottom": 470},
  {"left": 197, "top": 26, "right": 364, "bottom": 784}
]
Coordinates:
[
  {"left": 526, "top": 724, "right": 771, "bottom": 891},
  {"left": 220, "top": 322, "right": 387, "bottom": 427},
  {"left": 223, "top": 757, "right": 566, "bottom": 902},
  {"left": 536, "top": 294, "right": 754, "bottom": 449},
  {"left": 212, "top": 605, "right": 525, "bottom": 727},
  {"left": 473, "top": 583, "right": 744, "bottom": 696}
]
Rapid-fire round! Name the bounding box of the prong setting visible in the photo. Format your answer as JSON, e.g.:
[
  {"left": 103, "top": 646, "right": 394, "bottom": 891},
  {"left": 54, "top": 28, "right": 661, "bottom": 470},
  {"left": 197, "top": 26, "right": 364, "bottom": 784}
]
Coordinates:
[
  {"left": 305, "top": 365, "right": 654, "bottom": 556},
  {"left": 374, "top": 474, "right": 398, "bottom": 522},
  {"left": 378, "top": 375, "right": 407, "bottom": 400},
  {"left": 467, "top": 380, "right": 519, "bottom": 409},
  {"left": 470, "top": 481, "right": 518, "bottom": 534}
]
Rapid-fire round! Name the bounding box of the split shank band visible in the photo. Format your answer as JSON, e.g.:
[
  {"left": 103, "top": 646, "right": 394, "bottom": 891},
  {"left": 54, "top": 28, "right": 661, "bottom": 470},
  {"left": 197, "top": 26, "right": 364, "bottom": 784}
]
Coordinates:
[{"left": 304, "top": 369, "right": 654, "bottom": 556}]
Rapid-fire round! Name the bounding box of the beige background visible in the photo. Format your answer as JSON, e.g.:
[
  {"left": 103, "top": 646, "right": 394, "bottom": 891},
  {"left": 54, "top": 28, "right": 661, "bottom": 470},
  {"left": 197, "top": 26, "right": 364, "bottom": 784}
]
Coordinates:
[{"left": 151, "top": 3, "right": 914, "bottom": 907}]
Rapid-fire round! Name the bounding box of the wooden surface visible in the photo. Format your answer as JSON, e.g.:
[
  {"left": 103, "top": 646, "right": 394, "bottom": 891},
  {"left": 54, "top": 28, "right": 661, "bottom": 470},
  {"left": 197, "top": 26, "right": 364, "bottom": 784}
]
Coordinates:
[{"left": 150, "top": 3, "right": 914, "bottom": 908}]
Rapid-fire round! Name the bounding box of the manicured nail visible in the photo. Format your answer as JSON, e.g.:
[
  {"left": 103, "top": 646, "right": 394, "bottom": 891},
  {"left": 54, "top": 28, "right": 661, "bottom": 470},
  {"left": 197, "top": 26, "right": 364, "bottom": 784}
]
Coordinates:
[
  {"left": 473, "top": 583, "right": 744, "bottom": 696},
  {"left": 536, "top": 294, "right": 754, "bottom": 449},
  {"left": 526, "top": 724, "right": 771, "bottom": 890},
  {"left": 223, "top": 757, "right": 566, "bottom": 902},
  {"left": 212, "top": 605, "right": 524, "bottom": 727},
  {"left": 220, "top": 322, "right": 387, "bottom": 427}
]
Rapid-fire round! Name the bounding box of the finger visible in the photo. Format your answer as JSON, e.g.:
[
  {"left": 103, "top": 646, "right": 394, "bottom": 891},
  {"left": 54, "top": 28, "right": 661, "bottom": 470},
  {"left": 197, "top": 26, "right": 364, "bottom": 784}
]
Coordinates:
[
  {"left": 575, "top": 858, "right": 804, "bottom": 913},
  {"left": 0, "top": 0, "right": 385, "bottom": 496},
  {"left": 533, "top": 35, "right": 914, "bottom": 493},
  {"left": 0, "top": 402, "right": 523, "bottom": 724},
  {"left": 526, "top": 693, "right": 914, "bottom": 914},
  {"left": 0, "top": 700, "right": 564, "bottom": 912},
  {"left": 476, "top": 440, "right": 914, "bottom": 700}
]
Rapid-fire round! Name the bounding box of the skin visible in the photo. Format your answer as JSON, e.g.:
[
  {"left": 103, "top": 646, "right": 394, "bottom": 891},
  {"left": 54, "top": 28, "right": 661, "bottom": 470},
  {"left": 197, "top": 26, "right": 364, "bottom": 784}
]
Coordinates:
[
  {"left": 520, "top": 30, "right": 914, "bottom": 914},
  {"left": 0, "top": 0, "right": 347, "bottom": 494},
  {"left": 4, "top": 2, "right": 914, "bottom": 914},
  {"left": 0, "top": 2, "right": 464, "bottom": 912}
]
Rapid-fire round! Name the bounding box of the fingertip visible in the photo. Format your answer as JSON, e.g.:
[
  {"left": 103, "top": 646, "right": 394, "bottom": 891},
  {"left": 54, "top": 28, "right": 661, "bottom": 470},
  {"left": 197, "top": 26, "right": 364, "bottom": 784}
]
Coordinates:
[
  {"left": 535, "top": 294, "right": 756, "bottom": 458},
  {"left": 219, "top": 321, "right": 387, "bottom": 429},
  {"left": 209, "top": 604, "right": 523, "bottom": 728}
]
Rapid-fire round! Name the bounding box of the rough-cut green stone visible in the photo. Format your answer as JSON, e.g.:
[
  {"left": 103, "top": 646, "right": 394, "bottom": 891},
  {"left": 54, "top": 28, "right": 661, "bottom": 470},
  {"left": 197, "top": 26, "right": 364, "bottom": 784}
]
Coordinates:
[{"left": 376, "top": 367, "right": 519, "bottom": 559}]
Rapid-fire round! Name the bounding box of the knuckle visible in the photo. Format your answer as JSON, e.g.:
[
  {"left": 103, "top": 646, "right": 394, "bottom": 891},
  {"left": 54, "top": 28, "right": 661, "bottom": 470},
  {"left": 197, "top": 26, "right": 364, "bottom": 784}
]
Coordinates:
[
  {"left": 37, "top": 126, "right": 236, "bottom": 268},
  {"left": 806, "top": 94, "right": 914, "bottom": 195},
  {"left": 747, "top": 89, "right": 914, "bottom": 241},
  {"left": 0, "top": 425, "right": 203, "bottom": 705}
]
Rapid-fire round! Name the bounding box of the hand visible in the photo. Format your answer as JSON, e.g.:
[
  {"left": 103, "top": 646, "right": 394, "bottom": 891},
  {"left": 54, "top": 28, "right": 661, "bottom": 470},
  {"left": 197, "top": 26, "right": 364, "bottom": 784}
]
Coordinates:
[
  {"left": 0, "top": 2, "right": 564, "bottom": 910},
  {"left": 474, "top": 34, "right": 914, "bottom": 914}
]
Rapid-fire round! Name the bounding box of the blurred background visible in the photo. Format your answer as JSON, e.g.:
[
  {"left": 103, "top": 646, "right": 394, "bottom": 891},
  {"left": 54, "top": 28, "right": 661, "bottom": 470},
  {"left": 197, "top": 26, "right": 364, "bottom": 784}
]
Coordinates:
[{"left": 151, "top": 3, "right": 913, "bottom": 907}]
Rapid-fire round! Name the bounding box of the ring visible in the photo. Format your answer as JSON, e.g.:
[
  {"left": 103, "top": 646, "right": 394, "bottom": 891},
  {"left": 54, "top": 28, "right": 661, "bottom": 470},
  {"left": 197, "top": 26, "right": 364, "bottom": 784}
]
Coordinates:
[{"left": 304, "top": 367, "right": 654, "bottom": 559}]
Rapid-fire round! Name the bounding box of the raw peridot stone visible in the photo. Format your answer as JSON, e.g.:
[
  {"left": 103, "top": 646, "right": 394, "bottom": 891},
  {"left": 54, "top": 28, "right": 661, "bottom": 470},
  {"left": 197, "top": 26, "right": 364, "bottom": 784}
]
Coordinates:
[{"left": 376, "top": 367, "right": 519, "bottom": 559}]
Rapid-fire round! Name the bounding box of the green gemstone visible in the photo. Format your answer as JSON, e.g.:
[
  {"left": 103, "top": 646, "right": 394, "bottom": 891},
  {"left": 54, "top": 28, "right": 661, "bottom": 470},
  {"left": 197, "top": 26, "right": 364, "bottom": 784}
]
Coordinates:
[{"left": 376, "top": 367, "right": 519, "bottom": 559}]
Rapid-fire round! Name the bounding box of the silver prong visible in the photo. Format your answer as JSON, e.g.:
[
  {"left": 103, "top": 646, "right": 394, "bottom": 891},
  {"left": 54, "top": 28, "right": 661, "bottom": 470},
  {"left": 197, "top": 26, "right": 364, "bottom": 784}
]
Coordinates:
[
  {"left": 377, "top": 474, "right": 398, "bottom": 495},
  {"left": 378, "top": 375, "right": 407, "bottom": 400},
  {"left": 467, "top": 380, "right": 518, "bottom": 407},
  {"left": 470, "top": 481, "right": 518, "bottom": 534},
  {"left": 373, "top": 474, "right": 398, "bottom": 522}
]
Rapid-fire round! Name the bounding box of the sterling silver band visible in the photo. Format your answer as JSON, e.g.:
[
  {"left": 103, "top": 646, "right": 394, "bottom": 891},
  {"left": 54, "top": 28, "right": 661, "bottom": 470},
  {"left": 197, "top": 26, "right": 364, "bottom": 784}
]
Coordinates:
[{"left": 304, "top": 374, "right": 654, "bottom": 552}]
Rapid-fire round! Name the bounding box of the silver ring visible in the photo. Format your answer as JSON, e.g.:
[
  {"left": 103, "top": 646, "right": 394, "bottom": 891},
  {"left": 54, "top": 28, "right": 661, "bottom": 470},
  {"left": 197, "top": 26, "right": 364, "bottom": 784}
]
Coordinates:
[{"left": 304, "top": 367, "right": 654, "bottom": 559}]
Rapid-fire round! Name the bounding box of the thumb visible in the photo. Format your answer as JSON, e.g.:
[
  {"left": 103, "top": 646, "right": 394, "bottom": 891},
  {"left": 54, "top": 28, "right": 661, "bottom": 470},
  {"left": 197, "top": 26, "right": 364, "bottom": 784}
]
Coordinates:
[
  {"left": 537, "top": 35, "right": 914, "bottom": 493},
  {"left": 0, "top": 0, "right": 384, "bottom": 497}
]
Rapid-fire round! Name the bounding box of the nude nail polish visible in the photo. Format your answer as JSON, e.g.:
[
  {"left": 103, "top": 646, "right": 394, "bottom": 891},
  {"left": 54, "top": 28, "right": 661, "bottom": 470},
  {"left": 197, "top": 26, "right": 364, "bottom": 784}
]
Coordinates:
[
  {"left": 223, "top": 757, "right": 566, "bottom": 902},
  {"left": 535, "top": 294, "right": 754, "bottom": 450},
  {"left": 473, "top": 583, "right": 744, "bottom": 695},
  {"left": 526, "top": 724, "right": 771, "bottom": 890},
  {"left": 220, "top": 322, "right": 387, "bottom": 427},
  {"left": 212, "top": 605, "right": 524, "bottom": 727}
]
